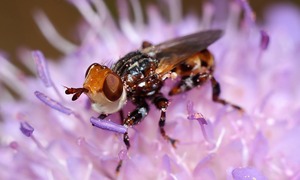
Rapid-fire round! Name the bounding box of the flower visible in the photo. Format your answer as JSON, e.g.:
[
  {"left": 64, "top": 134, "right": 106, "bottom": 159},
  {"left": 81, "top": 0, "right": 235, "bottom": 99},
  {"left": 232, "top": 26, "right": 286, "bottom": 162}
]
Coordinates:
[{"left": 1, "top": 0, "right": 300, "bottom": 179}]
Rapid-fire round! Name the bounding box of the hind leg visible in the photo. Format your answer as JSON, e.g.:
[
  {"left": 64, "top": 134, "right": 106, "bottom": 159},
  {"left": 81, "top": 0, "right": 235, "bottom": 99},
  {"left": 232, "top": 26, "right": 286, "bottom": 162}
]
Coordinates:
[
  {"left": 168, "top": 50, "right": 243, "bottom": 111},
  {"left": 210, "top": 76, "right": 243, "bottom": 111},
  {"left": 169, "top": 73, "right": 243, "bottom": 111}
]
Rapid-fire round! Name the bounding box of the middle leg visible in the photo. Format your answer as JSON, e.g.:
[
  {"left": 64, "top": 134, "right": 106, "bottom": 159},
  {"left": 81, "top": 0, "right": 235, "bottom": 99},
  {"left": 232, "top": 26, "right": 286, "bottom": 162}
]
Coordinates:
[{"left": 152, "top": 93, "right": 178, "bottom": 148}]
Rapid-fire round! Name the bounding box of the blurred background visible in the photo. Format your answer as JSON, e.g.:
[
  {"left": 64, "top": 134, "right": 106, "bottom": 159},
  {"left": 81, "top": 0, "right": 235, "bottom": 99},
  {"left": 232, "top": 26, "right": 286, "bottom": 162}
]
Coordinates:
[{"left": 0, "top": 0, "right": 298, "bottom": 63}]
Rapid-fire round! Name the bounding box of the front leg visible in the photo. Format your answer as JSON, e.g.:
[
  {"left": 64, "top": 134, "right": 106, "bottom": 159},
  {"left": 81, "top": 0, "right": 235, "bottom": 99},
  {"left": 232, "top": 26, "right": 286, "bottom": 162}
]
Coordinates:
[
  {"left": 99, "top": 111, "right": 124, "bottom": 124},
  {"left": 98, "top": 113, "right": 108, "bottom": 119},
  {"left": 116, "top": 100, "right": 149, "bottom": 173},
  {"left": 152, "top": 93, "right": 178, "bottom": 148},
  {"left": 123, "top": 100, "right": 149, "bottom": 126}
]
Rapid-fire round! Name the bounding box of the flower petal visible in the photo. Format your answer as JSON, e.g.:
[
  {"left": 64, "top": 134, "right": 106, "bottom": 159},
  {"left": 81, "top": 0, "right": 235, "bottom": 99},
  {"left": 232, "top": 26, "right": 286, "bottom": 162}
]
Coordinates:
[
  {"left": 232, "top": 167, "right": 266, "bottom": 180},
  {"left": 32, "top": 50, "right": 53, "bottom": 87},
  {"left": 90, "top": 117, "right": 127, "bottom": 134},
  {"left": 34, "top": 91, "right": 73, "bottom": 115},
  {"left": 20, "top": 122, "right": 34, "bottom": 137}
]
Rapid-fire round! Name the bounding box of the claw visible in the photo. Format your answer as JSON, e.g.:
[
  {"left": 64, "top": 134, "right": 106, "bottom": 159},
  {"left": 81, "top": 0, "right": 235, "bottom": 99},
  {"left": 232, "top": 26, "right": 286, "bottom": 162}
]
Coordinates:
[
  {"left": 169, "top": 138, "right": 178, "bottom": 148},
  {"left": 116, "top": 160, "right": 122, "bottom": 174}
]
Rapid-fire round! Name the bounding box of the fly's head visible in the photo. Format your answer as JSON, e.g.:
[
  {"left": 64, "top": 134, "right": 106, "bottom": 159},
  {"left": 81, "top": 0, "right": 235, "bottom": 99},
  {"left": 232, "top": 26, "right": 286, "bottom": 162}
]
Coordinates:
[{"left": 65, "top": 63, "right": 127, "bottom": 114}]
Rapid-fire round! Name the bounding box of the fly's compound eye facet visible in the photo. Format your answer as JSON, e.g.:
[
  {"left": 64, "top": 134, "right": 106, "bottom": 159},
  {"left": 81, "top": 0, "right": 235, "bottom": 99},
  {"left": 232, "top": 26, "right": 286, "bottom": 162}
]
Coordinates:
[{"left": 103, "top": 73, "right": 123, "bottom": 101}]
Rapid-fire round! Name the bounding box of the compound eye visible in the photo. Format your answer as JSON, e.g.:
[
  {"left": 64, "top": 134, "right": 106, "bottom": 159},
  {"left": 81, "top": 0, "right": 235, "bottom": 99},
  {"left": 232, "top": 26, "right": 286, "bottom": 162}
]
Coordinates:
[
  {"left": 103, "top": 73, "right": 123, "bottom": 101},
  {"left": 85, "top": 63, "right": 100, "bottom": 78}
]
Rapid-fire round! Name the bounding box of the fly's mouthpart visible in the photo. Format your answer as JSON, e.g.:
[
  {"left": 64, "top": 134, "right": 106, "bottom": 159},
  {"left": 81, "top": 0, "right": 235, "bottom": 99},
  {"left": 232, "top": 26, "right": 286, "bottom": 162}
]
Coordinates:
[{"left": 65, "top": 87, "right": 88, "bottom": 101}]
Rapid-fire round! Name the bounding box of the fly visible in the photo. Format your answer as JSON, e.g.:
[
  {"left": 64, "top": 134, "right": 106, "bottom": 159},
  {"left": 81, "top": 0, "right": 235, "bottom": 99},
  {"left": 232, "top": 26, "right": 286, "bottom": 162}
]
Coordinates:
[{"left": 65, "top": 29, "right": 243, "bottom": 172}]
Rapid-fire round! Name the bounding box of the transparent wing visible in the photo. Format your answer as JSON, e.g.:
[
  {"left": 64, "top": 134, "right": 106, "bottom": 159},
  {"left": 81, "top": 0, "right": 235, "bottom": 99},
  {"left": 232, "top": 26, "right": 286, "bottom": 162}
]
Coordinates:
[{"left": 141, "top": 30, "right": 223, "bottom": 74}]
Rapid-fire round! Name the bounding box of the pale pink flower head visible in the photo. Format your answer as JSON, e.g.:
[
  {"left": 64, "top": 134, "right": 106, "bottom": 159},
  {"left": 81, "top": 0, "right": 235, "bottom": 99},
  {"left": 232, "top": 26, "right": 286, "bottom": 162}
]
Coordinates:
[{"left": 0, "top": 1, "right": 299, "bottom": 179}]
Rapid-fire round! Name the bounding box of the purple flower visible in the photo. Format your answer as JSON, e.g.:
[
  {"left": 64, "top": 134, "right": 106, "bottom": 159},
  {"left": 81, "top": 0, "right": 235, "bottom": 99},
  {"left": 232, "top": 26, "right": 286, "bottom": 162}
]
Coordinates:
[{"left": 1, "top": 1, "right": 299, "bottom": 179}]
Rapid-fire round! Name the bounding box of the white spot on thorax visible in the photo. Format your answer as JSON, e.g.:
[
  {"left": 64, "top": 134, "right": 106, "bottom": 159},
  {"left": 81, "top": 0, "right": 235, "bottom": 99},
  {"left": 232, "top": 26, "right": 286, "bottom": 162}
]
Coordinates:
[{"left": 138, "top": 81, "right": 146, "bottom": 87}]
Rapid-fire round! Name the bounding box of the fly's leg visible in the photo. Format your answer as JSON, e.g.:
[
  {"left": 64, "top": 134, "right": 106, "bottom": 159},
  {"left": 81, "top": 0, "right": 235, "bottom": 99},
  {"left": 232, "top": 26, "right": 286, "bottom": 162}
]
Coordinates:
[
  {"left": 119, "top": 110, "right": 124, "bottom": 124},
  {"left": 98, "top": 111, "right": 124, "bottom": 124},
  {"left": 169, "top": 49, "right": 243, "bottom": 111},
  {"left": 116, "top": 100, "right": 149, "bottom": 173},
  {"left": 169, "top": 73, "right": 243, "bottom": 111},
  {"left": 116, "top": 132, "right": 130, "bottom": 173},
  {"left": 152, "top": 93, "right": 178, "bottom": 148},
  {"left": 210, "top": 76, "right": 243, "bottom": 111},
  {"left": 98, "top": 114, "right": 108, "bottom": 119},
  {"left": 123, "top": 100, "right": 149, "bottom": 126}
]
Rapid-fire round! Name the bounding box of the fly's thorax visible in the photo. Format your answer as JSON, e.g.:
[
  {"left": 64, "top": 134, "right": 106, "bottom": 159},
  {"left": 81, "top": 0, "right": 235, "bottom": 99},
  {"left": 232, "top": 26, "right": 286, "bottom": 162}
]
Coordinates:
[
  {"left": 112, "top": 51, "right": 162, "bottom": 97},
  {"left": 124, "top": 73, "right": 163, "bottom": 97}
]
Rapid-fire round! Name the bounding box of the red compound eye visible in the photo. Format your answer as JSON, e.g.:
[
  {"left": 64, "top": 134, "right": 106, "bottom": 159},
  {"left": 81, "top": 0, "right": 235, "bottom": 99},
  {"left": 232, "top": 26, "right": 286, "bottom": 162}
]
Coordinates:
[{"left": 103, "top": 73, "right": 123, "bottom": 101}]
